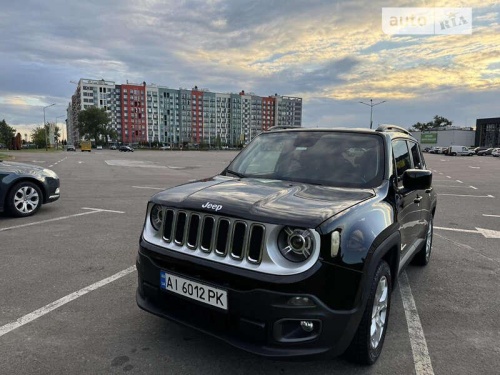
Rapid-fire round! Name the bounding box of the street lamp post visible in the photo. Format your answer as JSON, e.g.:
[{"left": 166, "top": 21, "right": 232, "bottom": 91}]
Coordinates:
[
  {"left": 359, "top": 99, "right": 387, "bottom": 129},
  {"left": 43, "top": 103, "right": 56, "bottom": 150}
]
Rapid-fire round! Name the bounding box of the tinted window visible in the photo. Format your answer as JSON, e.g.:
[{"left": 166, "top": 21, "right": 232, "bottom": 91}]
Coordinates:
[
  {"left": 227, "top": 131, "right": 385, "bottom": 188},
  {"left": 392, "top": 140, "right": 412, "bottom": 185},
  {"left": 409, "top": 141, "right": 423, "bottom": 169}
]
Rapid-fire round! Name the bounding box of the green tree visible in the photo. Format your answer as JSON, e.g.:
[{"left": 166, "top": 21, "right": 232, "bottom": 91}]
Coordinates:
[
  {"left": 77, "top": 107, "right": 112, "bottom": 144},
  {"left": 409, "top": 115, "right": 453, "bottom": 132},
  {"left": 31, "top": 126, "right": 47, "bottom": 148},
  {"left": 53, "top": 125, "right": 61, "bottom": 144},
  {"left": 102, "top": 126, "right": 118, "bottom": 144},
  {"left": 0, "top": 119, "right": 16, "bottom": 148},
  {"left": 431, "top": 115, "right": 452, "bottom": 128}
]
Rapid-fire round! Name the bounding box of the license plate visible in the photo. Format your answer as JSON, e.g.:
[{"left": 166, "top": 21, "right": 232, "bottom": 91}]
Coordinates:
[{"left": 160, "top": 271, "right": 228, "bottom": 310}]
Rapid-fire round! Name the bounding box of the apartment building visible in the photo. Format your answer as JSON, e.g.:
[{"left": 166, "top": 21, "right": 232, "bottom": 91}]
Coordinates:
[
  {"left": 68, "top": 79, "right": 302, "bottom": 147},
  {"left": 67, "top": 78, "right": 116, "bottom": 144}
]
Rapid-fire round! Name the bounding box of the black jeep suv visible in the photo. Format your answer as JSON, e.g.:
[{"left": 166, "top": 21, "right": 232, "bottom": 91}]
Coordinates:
[{"left": 136, "top": 125, "right": 437, "bottom": 365}]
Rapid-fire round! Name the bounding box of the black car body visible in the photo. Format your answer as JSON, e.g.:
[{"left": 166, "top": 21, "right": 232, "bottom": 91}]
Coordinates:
[
  {"left": 477, "top": 148, "right": 493, "bottom": 156},
  {"left": 119, "top": 145, "right": 134, "bottom": 152},
  {"left": 136, "top": 126, "right": 437, "bottom": 364},
  {"left": 0, "top": 160, "right": 60, "bottom": 217}
]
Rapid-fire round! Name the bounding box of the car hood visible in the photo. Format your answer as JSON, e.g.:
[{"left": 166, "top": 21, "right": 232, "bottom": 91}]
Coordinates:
[
  {"left": 0, "top": 160, "right": 46, "bottom": 175},
  {"left": 151, "top": 176, "right": 375, "bottom": 227}
]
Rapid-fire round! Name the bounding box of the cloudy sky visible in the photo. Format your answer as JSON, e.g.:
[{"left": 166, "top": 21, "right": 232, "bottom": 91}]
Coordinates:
[{"left": 0, "top": 0, "right": 498, "bottom": 138}]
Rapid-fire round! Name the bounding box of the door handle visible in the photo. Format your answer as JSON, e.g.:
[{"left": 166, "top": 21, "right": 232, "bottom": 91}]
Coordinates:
[{"left": 414, "top": 195, "right": 423, "bottom": 204}]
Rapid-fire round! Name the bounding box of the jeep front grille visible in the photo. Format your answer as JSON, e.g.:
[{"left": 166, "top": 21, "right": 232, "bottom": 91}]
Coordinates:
[{"left": 162, "top": 208, "right": 264, "bottom": 264}]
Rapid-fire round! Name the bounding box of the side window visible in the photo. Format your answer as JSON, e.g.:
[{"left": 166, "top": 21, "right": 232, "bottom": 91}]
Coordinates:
[
  {"left": 392, "top": 140, "right": 412, "bottom": 186},
  {"left": 409, "top": 141, "right": 423, "bottom": 169}
]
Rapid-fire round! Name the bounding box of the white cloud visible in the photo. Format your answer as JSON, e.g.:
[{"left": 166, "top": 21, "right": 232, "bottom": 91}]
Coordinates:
[{"left": 0, "top": 0, "right": 498, "bottom": 130}]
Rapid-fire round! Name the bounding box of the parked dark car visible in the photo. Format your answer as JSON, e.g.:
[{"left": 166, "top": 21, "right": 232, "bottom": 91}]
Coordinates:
[
  {"left": 136, "top": 125, "right": 437, "bottom": 365},
  {"left": 119, "top": 145, "right": 134, "bottom": 152},
  {"left": 0, "top": 160, "right": 60, "bottom": 217},
  {"left": 477, "top": 148, "right": 493, "bottom": 156}
]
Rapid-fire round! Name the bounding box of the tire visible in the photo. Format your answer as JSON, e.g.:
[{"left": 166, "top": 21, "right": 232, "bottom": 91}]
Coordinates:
[
  {"left": 6, "top": 181, "right": 43, "bottom": 217},
  {"left": 412, "top": 216, "right": 433, "bottom": 266},
  {"left": 346, "top": 260, "right": 392, "bottom": 365}
]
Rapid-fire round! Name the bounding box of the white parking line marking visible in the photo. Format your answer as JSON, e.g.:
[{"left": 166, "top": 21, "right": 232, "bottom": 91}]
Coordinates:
[
  {"left": 0, "top": 208, "right": 124, "bottom": 232},
  {"left": 469, "top": 166, "right": 480, "bottom": 169},
  {"left": 82, "top": 207, "right": 126, "bottom": 214},
  {"left": 0, "top": 211, "right": 100, "bottom": 232},
  {"left": 435, "top": 226, "right": 500, "bottom": 238},
  {"left": 446, "top": 176, "right": 451, "bottom": 179},
  {"left": 476, "top": 228, "right": 500, "bottom": 238},
  {"left": 470, "top": 186, "right": 477, "bottom": 190},
  {"left": 433, "top": 185, "right": 476, "bottom": 189},
  {"left": 399, "top": 271, "right": 434, "bottom": 375},
  {"left": 0, "top": 266, "right": 136, "bottom": 338},
  {"left": 131, "top": 186, "right": 164, "bottom": 190},
  {"left": 438, "top": 193, "right": 494, "bottom": 198},
  {"left": 434, "top": 226, "right": 478, "bottom": 234},
  {"left": 456, "top": 180, "right": 463, "bottom": 183},
  {"left": 483, "top": 214, "right": 500, "bottom": 218}
]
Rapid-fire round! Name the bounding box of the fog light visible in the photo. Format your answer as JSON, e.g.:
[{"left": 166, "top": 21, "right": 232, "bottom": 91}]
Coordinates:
[
  {"left": 287, "top": 296, "right": 316, "bottom": 307},
  {"left": 273, "top": 319, "right": 322, "bottom": 343},
  {"left": 300, "top": 320, "right": 314, "bottom": 332}
]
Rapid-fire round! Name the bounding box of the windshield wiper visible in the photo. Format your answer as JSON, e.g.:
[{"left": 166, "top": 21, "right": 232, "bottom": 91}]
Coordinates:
[{"left": 226, "top": 169, "right": 246, "bottom": 178}]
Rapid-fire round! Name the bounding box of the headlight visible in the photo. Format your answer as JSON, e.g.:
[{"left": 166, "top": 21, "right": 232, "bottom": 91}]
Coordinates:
[
  {"left": 278, "top": 226, "right": 315, "bottom": 262},
  {"left": 150, "top": 204, "right": 163, "bottom": 231}
]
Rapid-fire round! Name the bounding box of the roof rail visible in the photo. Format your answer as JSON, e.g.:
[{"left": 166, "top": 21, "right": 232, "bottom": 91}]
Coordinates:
[
  {"left": 376, "top": 124, "right": 412, "bottom": 136},
  {"left": 268, "top": 125, "right": 302, "bottom": 131}
]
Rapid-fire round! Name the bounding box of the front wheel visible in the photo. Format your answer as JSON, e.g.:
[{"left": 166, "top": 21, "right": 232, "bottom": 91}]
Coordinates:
[
  {"left": 6, "top": 181, "right": 43, "bottom": 217},
  {"left": 346, "top": 261, "right": 392, "bottom": 365}
]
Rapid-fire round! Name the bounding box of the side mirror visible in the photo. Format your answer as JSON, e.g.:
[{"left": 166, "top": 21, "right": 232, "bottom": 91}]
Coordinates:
[{"left": 402, "top": 169, "right": 432, "bottom": 190}]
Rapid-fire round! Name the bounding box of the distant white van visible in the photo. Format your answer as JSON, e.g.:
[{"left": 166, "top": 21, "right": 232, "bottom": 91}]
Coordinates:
[{"left": 448, "top": 145, "right": 474, "bottom": 156}]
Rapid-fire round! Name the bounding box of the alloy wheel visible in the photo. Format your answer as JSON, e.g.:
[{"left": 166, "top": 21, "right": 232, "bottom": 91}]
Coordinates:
[
  {"left": 370, "top": 275, "right": 388, "bottom": 349},
  {"left": 13, "top": 185, "right": 40, "bottom": 214}
]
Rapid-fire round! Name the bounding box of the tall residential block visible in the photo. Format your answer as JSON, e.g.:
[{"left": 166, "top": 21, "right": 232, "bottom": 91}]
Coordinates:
[{"left": 68, "top": 79, "right": 302, "bottom": 147}]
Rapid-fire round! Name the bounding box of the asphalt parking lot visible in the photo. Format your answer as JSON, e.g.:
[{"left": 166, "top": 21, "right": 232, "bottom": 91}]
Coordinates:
[{"left": 1, "top": 150, "right": 499, "bottom": 374}]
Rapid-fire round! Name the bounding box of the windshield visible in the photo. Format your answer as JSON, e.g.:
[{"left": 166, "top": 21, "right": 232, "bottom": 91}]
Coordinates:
[{"left": 227, "top": 131, "right": 384, "bottom": 188}]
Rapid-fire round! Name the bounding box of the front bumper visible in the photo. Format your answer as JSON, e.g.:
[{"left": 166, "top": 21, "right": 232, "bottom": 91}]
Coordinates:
[
  {"left": 136, "top": 242, "right": 365, "bottom": 359},
  {"left": 45, "top": 178, "right": 60, "bottom": 203}
]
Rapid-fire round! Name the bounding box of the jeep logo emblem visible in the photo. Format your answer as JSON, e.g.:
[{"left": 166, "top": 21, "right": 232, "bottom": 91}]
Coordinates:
[{"left": 202, "top": 202, "right": 222, "bottom": 211}]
